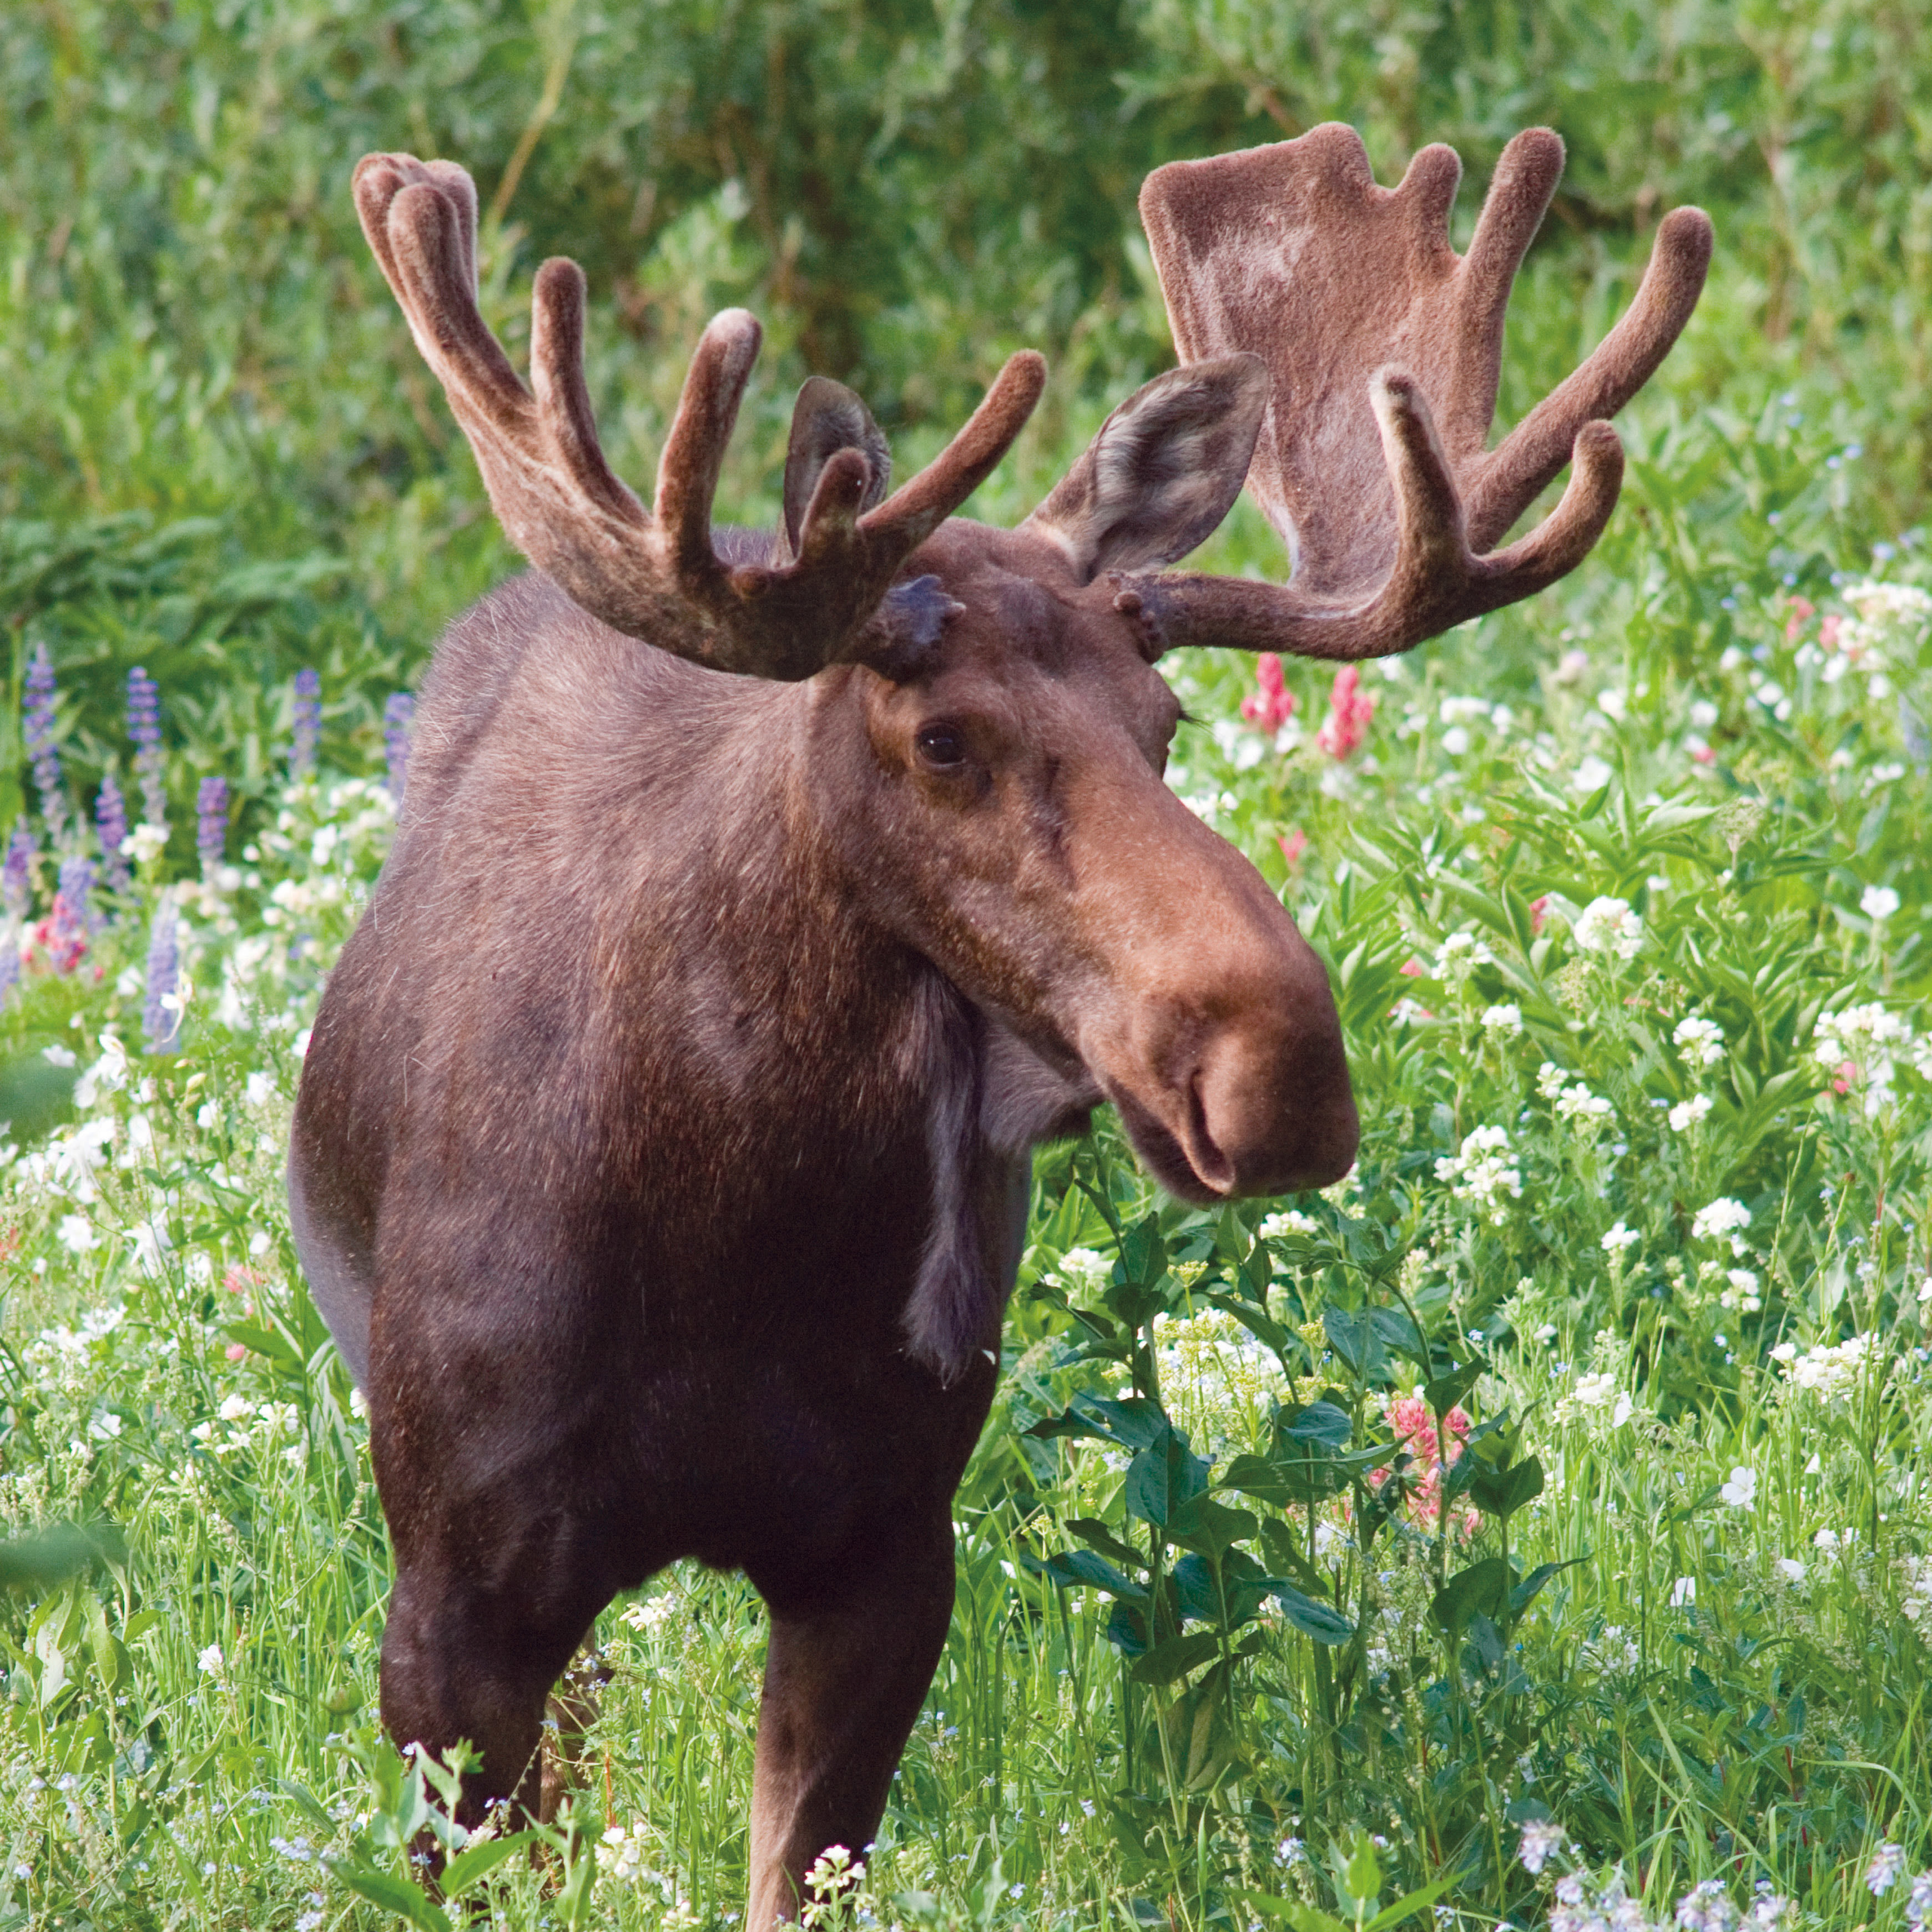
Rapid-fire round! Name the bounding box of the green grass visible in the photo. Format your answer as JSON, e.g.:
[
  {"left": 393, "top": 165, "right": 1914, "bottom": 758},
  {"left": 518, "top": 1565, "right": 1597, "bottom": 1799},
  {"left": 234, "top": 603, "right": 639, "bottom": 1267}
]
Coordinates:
[{"left": 0, "top": 3, "right": 1930, "bottom": 1929}]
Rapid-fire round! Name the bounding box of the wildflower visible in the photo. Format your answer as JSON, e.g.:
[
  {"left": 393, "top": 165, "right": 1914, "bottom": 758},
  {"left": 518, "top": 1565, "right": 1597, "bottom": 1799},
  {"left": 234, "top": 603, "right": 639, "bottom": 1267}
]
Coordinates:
[
  {"left": 126, "top": 666, "right": 168, "bottom": 830},
  {"left": 1554, "top": 1370, "right": 1626, "bottom": 1425},
  {"left": 1553, "top": 1080, "right": 1613, "bottom": 1127},
  {"left": 1516, "top": 1818, "right": 1565, "bottom": 1875},
  {"left": 95, "top": 776, "right": 131, "bottom": 893},
  {"left": 1580, "top": 1625, "right": 1641, "bottom": 1676},
  {"left": 1528, "top": 894, "right": 1550, "bottom": 934},
  {"left": 219, "top": 1395, "right": 254, "bottom": 1422},
  {"left": 1719, "top": 1268, "right": 1761, "bottom": 1313},
  {"left": 1719, "top": 1465, "right": 1757, "bottom": 1510},
  {"left": 1573, "top": 896, "right": 1643, "bottom": 960},
  {"left": 1240, "top": 653, "right": 1297, "bottom": 733},
  {"left": 1905, "top": 1872, "right": 1932, "bottom": 1929},
  {"left": 1435, "top": 1124, "right": 1522, "bottom": 1225},
  {"left": 1573, "top": 753, "right": 1615, "bottom": 794},
  {"left": 1276, "top": 1837, "right": 1307, "bottom": 1867},
  {"left": 1051, "top": 1248, "right": 1111, "bottom": 1295},
  {"left": 1861, "top": 884, "right": 1901, "bottom": 922},
  {"left": 291, "top": 668, "right": 322, "bottom": 776},
  {"left": 1277, "top": 827, "right": 1308, "bottom": 868},
  {"left": 1868, "top": 1844, "right": 1908, "bottom": 1898},
  {"left": 1435, "top": 930, "right": 1494, "bottom": 980},
  {"left": 1316, "top": 664, "right": 1375, "bottom": 759},
  {"left": 385, "top": 692, "right": 416, "bottom": 799},
  {"left": 2, "top": 819, "right": 34, "bottom": 920},
  {"left": 1480, "top": 1002, "right": 1523, "bottom": 1034},
  {"left": 57, "top": 1214, "right": 96, "bottom": 1254},
  {"left": 198, "top": 1643, "right": 225, "bottom": 1678},
  {"left": 1669, "top": 1576, "right": 1697, "bottom": 1608},
  {"left": 1673, "top": 1015, "right": 1724, "bottom": 1067},
  {"left": 1258, "top": 1210, "right": 1318, "bottom": 1239},
  {"left": 1675, "top": 1880, "right": 1738, "bottom": 1932},
  {"left": 1601, "top": 1222, "right": 1640, "bottom": 1254},
  {"left": 196, "top": 777, "right": 229, "bottom": 877},
  {"left": 1778, "top": 1333, "right": 1872, "bottom": 1401},
  {"left": 1775, "top": 1557, "right": 1805, "bottom": 1583},
  {"left": 1667, "top": 1094, "right": 1713, "bottom": 1133},
  {"left": 1691, "top": 1197, "right": 1749, "bottom": 1243},
  {"left": 144, "top": 896, "right": 181, "bottom": 1054},
  {"left": 23, "top": 643, "right": 66, "bottom": 837},
  {"left": 121, "top": 822, "right": 168, "bottom": 868},
  {"left": 1813, "top": 1000, "right": 1916, "bottom": 1114}
]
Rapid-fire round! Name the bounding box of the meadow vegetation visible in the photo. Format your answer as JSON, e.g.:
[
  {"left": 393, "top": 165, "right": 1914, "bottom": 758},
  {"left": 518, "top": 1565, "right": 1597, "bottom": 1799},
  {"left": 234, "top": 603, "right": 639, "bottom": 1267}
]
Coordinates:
[{"left": 0, "top": 2, "right": 1929, "bottom": 1928}]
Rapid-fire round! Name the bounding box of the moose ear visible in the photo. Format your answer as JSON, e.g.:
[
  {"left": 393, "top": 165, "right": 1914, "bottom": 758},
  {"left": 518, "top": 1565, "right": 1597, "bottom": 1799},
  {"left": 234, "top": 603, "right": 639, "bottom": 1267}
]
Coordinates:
[
  {"left": 1021, "top": 355, "right": 1267, "bottom": 581},
  {"left": 784, "top": 376, "right": 892, "bottom": 557}
]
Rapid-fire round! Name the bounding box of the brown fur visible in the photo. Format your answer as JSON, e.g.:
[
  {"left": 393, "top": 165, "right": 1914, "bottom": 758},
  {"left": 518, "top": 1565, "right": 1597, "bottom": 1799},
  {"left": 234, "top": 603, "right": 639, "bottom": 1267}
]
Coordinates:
[{"left": 294, "top": 129, "right": 1694, "bottom": 1923}]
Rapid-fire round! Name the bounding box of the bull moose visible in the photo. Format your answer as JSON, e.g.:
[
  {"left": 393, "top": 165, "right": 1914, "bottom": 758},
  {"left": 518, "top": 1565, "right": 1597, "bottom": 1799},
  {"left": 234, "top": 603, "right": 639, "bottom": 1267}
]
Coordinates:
[{"left": 289, "top": 122, "right": 1709, "bottom": 1921}]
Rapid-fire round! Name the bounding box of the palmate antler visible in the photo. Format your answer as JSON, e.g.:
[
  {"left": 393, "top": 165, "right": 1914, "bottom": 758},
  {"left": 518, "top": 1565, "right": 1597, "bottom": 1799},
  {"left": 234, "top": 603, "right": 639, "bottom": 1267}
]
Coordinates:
[
  {"left": 352, "top": 154, "right": 1045, "bottom": 680},
  {"left": 1126, "top": 125, "right": 1712, "bottom": 659}
]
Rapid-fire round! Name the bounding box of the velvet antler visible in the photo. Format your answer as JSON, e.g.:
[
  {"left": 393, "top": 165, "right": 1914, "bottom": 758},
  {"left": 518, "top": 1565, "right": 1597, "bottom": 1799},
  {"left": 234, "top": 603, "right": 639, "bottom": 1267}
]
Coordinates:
[
  {"left": 1126, "top": 125, "right": 1712, "bottom": 659},
  {"left": 354, "top": 154, "right": 1044, "bottom": 680}
]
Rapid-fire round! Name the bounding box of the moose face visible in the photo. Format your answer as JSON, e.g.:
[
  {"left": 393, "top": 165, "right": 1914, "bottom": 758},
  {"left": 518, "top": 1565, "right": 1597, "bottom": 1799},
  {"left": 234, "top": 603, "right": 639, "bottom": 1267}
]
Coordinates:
[{"left": 818, "top": 515, "right": 1359, "bottom": 1201}]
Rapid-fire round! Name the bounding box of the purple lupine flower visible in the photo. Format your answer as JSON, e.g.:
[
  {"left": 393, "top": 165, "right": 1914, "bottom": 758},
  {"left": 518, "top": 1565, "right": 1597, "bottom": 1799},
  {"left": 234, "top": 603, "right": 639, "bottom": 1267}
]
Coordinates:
[
  {"left": 126, "top": 666, "right": 168, "bottom": 830},
  {"left": 143, "top": 896, "right": 180, "bottom": 1053},
  {"left": 384, "top": 692, "right": 415, "bottom": 801},
  {"left": 95, "top": 775, "right": 132, "bottom": 892},
  {"left": 2, "top": 820, "right": 34, "bottom": 920},
  {"left": 291, "top": 668, "right": 321, "bottom": 777},
  {"left": 23, "top": 643, "right": 65, "bottom": 839},
  {"left": 196, "top": 776, "right": 229, "bottom": 877},
  {"left": 57, "top": 854, "right": 98, "bottom": 936}
]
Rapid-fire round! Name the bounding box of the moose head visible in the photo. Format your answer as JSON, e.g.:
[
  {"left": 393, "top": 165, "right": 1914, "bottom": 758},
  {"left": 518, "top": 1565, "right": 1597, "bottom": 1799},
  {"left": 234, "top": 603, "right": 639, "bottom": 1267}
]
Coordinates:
[{"left": 296, "top": 129, "right": 1708, "bottom": 1921}]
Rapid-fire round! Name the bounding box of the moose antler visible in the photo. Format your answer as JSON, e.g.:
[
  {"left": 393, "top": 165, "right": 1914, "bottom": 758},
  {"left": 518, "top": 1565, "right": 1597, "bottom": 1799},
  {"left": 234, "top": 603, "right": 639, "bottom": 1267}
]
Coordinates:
[
  {"left": 353, "top": 154, "right": 1045, "bottom": 680},
  {"left": 1126, "top": 125, "right": 1712, "bottom": 659}
]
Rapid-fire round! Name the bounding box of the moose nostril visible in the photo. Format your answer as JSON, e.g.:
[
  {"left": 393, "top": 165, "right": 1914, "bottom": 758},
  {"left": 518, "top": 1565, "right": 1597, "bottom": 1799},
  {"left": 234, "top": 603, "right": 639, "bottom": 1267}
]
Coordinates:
[{"left": 1184, "top": 1071, "right": 1237, "bottom": 1193}]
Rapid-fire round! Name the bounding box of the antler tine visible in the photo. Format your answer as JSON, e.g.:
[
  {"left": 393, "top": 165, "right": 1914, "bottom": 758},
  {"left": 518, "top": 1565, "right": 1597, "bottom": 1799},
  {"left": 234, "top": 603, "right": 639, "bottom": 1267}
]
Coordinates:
[
  {"left": 1131, "top": 124, "right": 1708, "bottom": 660},
  {"left": 353, "top": 151, "right": 1045, "bottom": 680}
]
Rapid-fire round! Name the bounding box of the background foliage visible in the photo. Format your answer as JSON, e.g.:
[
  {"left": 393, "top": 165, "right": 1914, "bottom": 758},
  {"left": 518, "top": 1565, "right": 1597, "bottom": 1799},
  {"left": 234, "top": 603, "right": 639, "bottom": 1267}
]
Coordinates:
[{"left": 0, "top": 2, "right": 1930, "bottom": 1929}]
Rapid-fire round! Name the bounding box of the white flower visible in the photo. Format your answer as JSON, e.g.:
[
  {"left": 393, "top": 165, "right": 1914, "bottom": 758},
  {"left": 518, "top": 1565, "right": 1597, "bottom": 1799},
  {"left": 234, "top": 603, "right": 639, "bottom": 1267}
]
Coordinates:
[
  {"left": 1720, "top": 1466, "right": 1757, "bottom": 1510},
  {"left": 1778, "top": 1333, "right": 1872, "bottom": 1401},
  {"left": 1668, "top": 1094, "right": 1714, "bottom": 1133},
  {"left": 1669, "top": 1576, "right": 1696, "bottom": 1608},
  {"left": 1552, "top": 1080, "right": 1613, "bottom": 1127},
  {"left": 1600, "top": 1222, "right": 1640, "bottom": 1254},
  {"left": 1313, "top": 1523, "right": 1345, "bottom": 1570},
  {"left": 218, "top": 1394, "right": 254, "bottom": 1424},
  {"left": 1573, "top": 755, "right": 1615, "bottom": 794},
  {"left": 1434, "top": 1124, "right": 1522, "bottom": 1225},
  {"left": 1555, "top": 1371, "right": 1623, "bottom": 1424},
  {"left": 1688, "top": 699, "right": 1720, "bottom": 730},
  {"left": 1480, "top": 1002, "right": 1523, "bottom": 1035},
  {"left": 1434, "top": 930, "right": 1494, "bottom": 980},
  {"left": 1672, "top": 1014, "right": 1725, "bottom": 1067},
  {"left": 1720, "top": 1268, "right": 1762, "bottom": 1313},
  {"left": 1052, "top": 1248, "right": 1111, "bottom": 1294},
  {"left": 1860, "top": 884, "right": 1901, "bottom": 922},
  {"left": 120, "top": 822, "right": 169, "bottom": 866},
  {"left": 1775, "top": 1558, "right": 1806, "bottom": 1583},
  {"left": 57, "top": 1214, "right": 97, "bottom": 1254},
  {"left": 198, "top": 1643, "right": 225, "bottom": 1678},
  {"left": 74, "top": 1034, "right": 130, "bottom": 1109},
  {"left": 1691, "top": 1197, "right": 1750, "bottom": 1242},
  {"left": 1258, "top": 1211, "right": 1319, "bottom": 1239},
  {"left": 245, "top": 1072, "right": 274, "bottom": 1108},
  {"left": 1573, "top": 896, "right": 1643, "bottom": 960},
  {"left": 1517, "top": 1818, "right": 1565, "bottom": 1875}
]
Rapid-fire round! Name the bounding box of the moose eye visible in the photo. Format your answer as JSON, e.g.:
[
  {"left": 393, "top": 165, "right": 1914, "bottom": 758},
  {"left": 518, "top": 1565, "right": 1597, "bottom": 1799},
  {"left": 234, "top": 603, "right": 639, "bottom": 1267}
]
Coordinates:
[{"left": 914, "top": 722, "right": 967, "bottom": 769}]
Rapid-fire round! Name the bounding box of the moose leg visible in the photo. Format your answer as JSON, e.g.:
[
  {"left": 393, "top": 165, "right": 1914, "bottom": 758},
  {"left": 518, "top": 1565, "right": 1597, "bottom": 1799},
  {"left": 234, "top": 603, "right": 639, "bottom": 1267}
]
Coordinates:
[
  {"left": 379, "top": 1556, "right": 608, "bottom": 1830},
  {"left": 744, "top": 1517, "right": 956, "bottom": 1928}
]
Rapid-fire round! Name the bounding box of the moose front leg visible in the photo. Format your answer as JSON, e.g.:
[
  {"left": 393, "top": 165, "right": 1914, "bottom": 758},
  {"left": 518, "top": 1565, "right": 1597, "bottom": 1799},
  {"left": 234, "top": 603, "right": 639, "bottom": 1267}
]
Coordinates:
[{"left": 745, "top": 1518, "right": 957, "bottom": 1928}]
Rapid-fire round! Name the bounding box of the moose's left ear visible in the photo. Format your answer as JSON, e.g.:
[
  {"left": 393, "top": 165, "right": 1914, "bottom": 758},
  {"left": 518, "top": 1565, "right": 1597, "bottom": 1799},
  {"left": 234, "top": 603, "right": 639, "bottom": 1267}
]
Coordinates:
[
  {"left": 784, "top": 376, "right": 892, "bottom": 557},
  {"left": 1021, "top": 354, "right": 1267, "bottom": 581}
]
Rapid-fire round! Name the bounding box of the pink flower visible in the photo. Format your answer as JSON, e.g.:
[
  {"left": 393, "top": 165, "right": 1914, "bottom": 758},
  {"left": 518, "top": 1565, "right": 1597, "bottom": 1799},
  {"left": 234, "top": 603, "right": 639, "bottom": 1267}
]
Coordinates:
[
  {"left": 1398, "top": 958, "right": 1425, "bottom": 978},
  {"left": 1373, "top": 1395, "right": 1478, "bottom": 1532},
  {"left": 1819, "top": 613, "right": 1842, "bottom": 652},
  {"left": 1316, "top": 665, "right": 1375, "bottom": 759},
  {"left": 1783, "top": 596, "right": 1814, "bottom": 642},
  {"left": 224, "top": 1343, "right": 249, "bottom": 1361},
  {"left": 1691, "top": 743, "right": 1717, "bottom": 766},
  {"left": 1832, "top": 1059, "right": 1858, "bottom": 1096},
  {"left": 1529, "top": 895, "right": 1550, "bottom": 934},
  {"left": 1240, "top": 653, "right": 1298, "bottom": 733},
  {"left": 1277, "top": 827, "right": 1308, "bottom": 868}
]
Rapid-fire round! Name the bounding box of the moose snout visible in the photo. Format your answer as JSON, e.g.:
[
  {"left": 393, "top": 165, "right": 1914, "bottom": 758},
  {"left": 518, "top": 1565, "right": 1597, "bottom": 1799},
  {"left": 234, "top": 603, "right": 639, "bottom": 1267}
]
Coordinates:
[
  {"left": 1088, "top": 940, "right": 1360, "bottom": 1205},
  {"left": 1178, "top": 995, "right": 1360, "bottom": 1197}
]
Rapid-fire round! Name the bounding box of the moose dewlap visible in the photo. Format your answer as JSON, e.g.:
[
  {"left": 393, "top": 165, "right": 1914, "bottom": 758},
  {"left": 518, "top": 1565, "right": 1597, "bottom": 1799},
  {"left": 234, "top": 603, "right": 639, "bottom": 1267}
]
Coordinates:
[{"left": 288, "top": 125, "right": 1708, "bottom": 1923}]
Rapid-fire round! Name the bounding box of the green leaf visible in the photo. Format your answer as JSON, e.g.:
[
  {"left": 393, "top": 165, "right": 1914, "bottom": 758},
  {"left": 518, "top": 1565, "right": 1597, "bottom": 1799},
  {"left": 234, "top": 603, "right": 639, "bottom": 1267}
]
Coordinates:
[
  {"left": 1268, "top": 1582, "right": 1354, "bottom": 1645},
  {"left": 1129, "top": 1631, "right": 1222, "bottom": 1685},
  {"left": 1430, "top": 1557, "right": 1511, "bottom": 1633},
  {"left": 1365, "top": 1874, "right": 1458, "bottom": 1932},
  {"left": 1038, "top": 1550, "right": 1147, "bottom": 1600},
  {"left": 1468, "top": 1456, "right": 1544, "bottom": 1521},
  {"left": 1342, "top": 1832, "right": 1383, "bottom": 1910},
  {"left": 321, "top": 1856, "right": 453, "bottom": 1932},
  {"left": 1511, "top": 1556, "right": 1585, "bottom": 1616},
  {"left": 1279, "top": 1401, "right": 1353, "bottom": 1448},
  {"left": 1233, "top": 1890, "right": 1350, "bottom": 1932},
  {"left": 1065, "top": 1517, "right": 1145, "bottom": 1570},
  {"left": 1422, "top": 1361, "right": 1481, "bottom": 1416},
  {"left": 1164, "top": 1495, "right": 1258, "bottom": 1561},
  {"left": 442, "top": 1832, "right": 534, "bottom": 1896}
]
